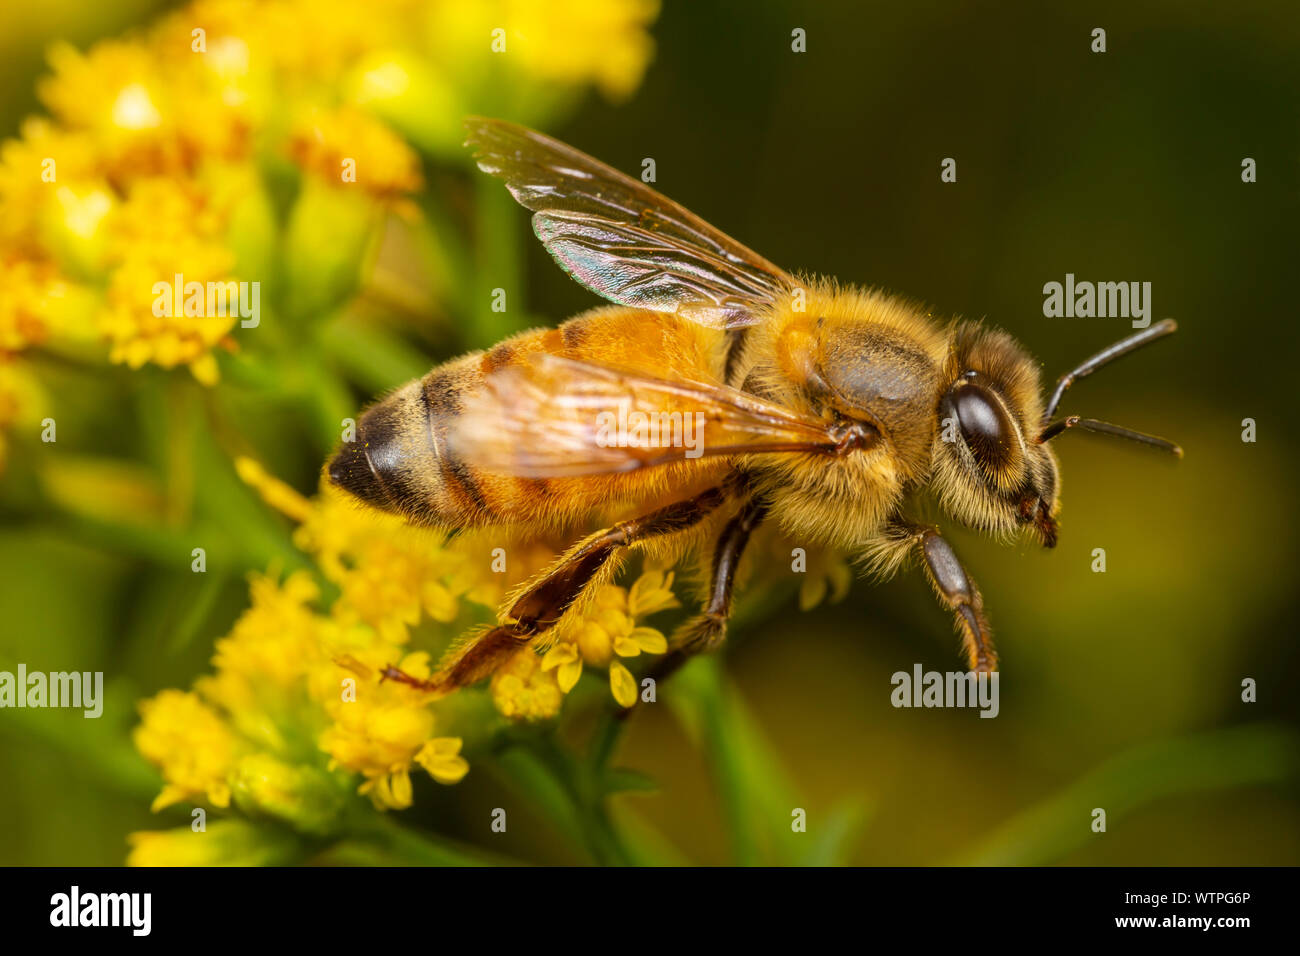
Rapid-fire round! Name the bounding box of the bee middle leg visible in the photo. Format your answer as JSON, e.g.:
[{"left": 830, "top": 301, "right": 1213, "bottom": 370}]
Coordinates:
[
  {"left": 381, "top": 486, "right": 727, "bottom": 694},
  {"left": 886, "top": 519, "right": 997, "bottom": 673},
  {"left": 670, "top": 496, "right": 769, "bottom": 655},
  {"left": 623, "top": 495, "right": 769, "bottom": 698}
]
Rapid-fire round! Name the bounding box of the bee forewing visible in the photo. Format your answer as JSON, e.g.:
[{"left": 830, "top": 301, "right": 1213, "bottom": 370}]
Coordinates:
[
  {"left": 465, "top": 117, "right": 795, "bottom": 329},
  {"left": 448, "top": 354, "right": 843, "bottom": 478}
]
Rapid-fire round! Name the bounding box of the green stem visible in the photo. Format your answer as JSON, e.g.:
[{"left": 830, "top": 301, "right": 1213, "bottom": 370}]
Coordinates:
[
  {"left": 351, "top": 813, "right": 519, "bottom": 866},
  {"left": 589, "top": 710, "right": 628, "bottom": 770}
]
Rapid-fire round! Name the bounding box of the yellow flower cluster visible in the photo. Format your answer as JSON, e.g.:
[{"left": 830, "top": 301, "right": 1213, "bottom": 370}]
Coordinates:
[
  {"left": 134, "top": 689, "right": 241, "bottom": 812},
  {"left": 2, "top": 0, "right": 664, "bottom": 858},
  {"left": 264, "top": 464, "right": 504, "bottom": 645},
  {"left": 0, "top": 0, "right": 659, "bottom": 466},
  {"left": 131, "top": 460, "right": 519, "bottom": 841},
  {"left": 511, "top": 569, "right": 680, "bottom": 711},
  {"left": 289, "top": 107, "right": 423, "bottom": 197},
  {"left": 133, "top": 455, "right": 688, "bottom": 845},
  {"left": 502, "top": 0, "right": 661, "bottom": 101}
]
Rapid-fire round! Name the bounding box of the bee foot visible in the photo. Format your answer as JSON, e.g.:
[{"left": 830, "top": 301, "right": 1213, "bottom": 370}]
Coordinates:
[
  {"left": 670, "top": 612, "right": 728, "bottom": 655},
  {"left": 378, "top": 664, "right": 439, "bottom": 692}
]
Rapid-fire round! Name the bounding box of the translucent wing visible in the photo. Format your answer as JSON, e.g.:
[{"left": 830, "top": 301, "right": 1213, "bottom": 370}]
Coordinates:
[
  {"left": 448, "top": 354, "right": 871, "bottom": 478},
  {"left": 465, "top": 117, "right": 796, "bottom": 329}
]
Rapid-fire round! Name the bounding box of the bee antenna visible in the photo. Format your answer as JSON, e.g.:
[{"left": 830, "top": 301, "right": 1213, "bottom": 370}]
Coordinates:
[
  {"left": 1042, "top": 319, "right": 1178, "bottom": 423},
  {"left": 1037, "top": 416, "right": 1183, "bottom": 457}
]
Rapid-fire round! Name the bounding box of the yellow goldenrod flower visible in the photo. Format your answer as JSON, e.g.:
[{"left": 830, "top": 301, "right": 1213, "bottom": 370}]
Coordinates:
[
  {"left": 280, "top": 481, "right": 500, "bottom": 645},
  {"left": 229, "top": 753, "right": 347, "bottom": 835},
  {"left": 289, "top": 107, "right": 422, "bottom": 196},
  {"left": 318, "top": 651, "right": 467, "bottom": 810},
  {"left": 98, "top": 177, "right": 242, "bottom": 384},
  {"left": 430, "top": 0, "right": 659, "bottom": 102},
  {"left": 0, "top": 360, "right": 47, "bottom": 473},
  {"left": 222, "top": 0, "right": 403, "bottom": 79},
  {"left": 43, "top": 183, "right": 116, "bottom": 277},
  {"left": 540, "top": 570, "right": 676, "bottom": 708},
  {"left": 211, "top": 570, "right": 324, "bottom": 690},
  {"left": 127, "top": 820, "right": 300, "bottom": 866},
  {"left": 134, "top": 689, "right": 240, "bottom": 811},
  {"left": 627, "top": 567, "right": 681, "bottom": 618},
  {"left": 490, "top": 646, "right": 564, "bottom": 721},
  {"left": 798, "top": 550, "right": 853, "bottom": 611},
  {"left": 38, "top": 40, "right": 180, "bottom": 176},
  {"left": 508, "top": 0, "right": 659, "bottom": 101},
  {"left": 0, "top": 258, "right": 61, "bottom": 351},
  {"left": 234, "top": 456, "right": 314, "bottom": 523},
  {"left": 0, "top": 118, "right": 98, "bottom": 247},
  {"left": 415, "top": 737, "right": 470, "bottom": 784}
]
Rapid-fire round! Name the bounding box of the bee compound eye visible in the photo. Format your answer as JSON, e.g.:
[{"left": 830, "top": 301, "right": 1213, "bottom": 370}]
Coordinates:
[{"left": 949, "top": 381, "right": 1018, "bottom": 473}]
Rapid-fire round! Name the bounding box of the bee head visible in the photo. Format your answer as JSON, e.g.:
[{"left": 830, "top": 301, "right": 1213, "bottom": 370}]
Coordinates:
[
  {"left": 932, "top": 319, "right": 1181, "bottom": 548},
  {"left": 933, "top": 324, "right": 1061, "bottom": 547}
]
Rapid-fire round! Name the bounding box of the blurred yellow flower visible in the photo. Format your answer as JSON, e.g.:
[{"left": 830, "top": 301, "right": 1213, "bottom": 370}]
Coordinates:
[
  {"left": 798, "top": 550, "right": 853, "bottom": 611},
  {"left": 0, "top": 118, "right": 98, "bottom": 247},
  {"left": 505, "top": 0, "right": 660, "bottom": 101},
  {"left": 127, "top": 820, "right": 299, "bottom": 866},
  {"left": 0, "top": 0, "right": 667, "bottom": 856},
  {"left": 0, "top": 0, "right": 662, "bottom": 404},
  {"left": 0, "top": 258, "right": 61, "bottom": 351},
  {"left": 211, "top": 570, "right": 324, "bottom": 690},
  {"left": 415, "top": 737, "right": 470, "bottom": 785},
  {"left": 289, "top": 107, "right": 422, "bottom": 197},
  {"left": 134, "top": 689, "right": 241, "bottom": 811},
  {"left": 0, "top": 360, "right": 47, "bottom": 473},
  {"left": 38, "top": 40, "right": 169, "bottom": 152},
  {"left": 98, "top": 176, "right": 242, "bottom": 384}
]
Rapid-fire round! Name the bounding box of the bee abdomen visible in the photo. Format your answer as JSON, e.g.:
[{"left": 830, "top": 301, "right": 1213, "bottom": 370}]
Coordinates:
[
  {"left": 328, "top": 356, "right": 492, "bottom": 527},
  {"left": 330, "top": 344, "right": 564, "bottom": 529},
  {"left": 329, "top": 308, "right": 721, "bottom": 529}
]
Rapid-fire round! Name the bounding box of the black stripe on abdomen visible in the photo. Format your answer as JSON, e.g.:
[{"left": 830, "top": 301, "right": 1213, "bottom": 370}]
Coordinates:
[{"left": 422, "top": 368, "right": 493, "bottom": 522}]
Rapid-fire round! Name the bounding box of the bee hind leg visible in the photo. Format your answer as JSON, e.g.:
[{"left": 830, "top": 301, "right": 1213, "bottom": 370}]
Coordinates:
[{"left": 382, "top": 486, "right": 728, "bottom": 695}]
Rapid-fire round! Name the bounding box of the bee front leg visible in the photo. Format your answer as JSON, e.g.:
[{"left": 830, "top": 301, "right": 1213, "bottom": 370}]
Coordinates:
[
  {"left": 383, "top": 487, "right": 727, "bottom": 695},
  {"left": 889, "top": 520, "right": 997, "bottom": 673}
]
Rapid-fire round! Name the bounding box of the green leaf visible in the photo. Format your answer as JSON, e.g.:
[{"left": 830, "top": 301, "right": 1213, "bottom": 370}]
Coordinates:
[
  {"left": 669, "top": 656, "right": 806, "bottom": 865},
  {"left": 318, "top": 317, "right": 433, "bottom": 395},
  {"left": 601, "top": 767, "right": 659, "bottom": 795},
  {"left": 951, "top": 724, "right": 1300, "bottom": 866},
  {"left": 800, "top": 800, "right": 871, "bottom": 867}
]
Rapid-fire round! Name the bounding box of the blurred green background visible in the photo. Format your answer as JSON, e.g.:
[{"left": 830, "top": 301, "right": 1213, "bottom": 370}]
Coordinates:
[{"left": 1, "top": 0, "right": 1298, "bottom": 865}]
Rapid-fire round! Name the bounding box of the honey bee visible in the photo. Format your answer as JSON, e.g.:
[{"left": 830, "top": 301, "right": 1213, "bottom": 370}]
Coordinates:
[{"left": 328, "top": 117, "right": 1181, "bottom": 693}]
